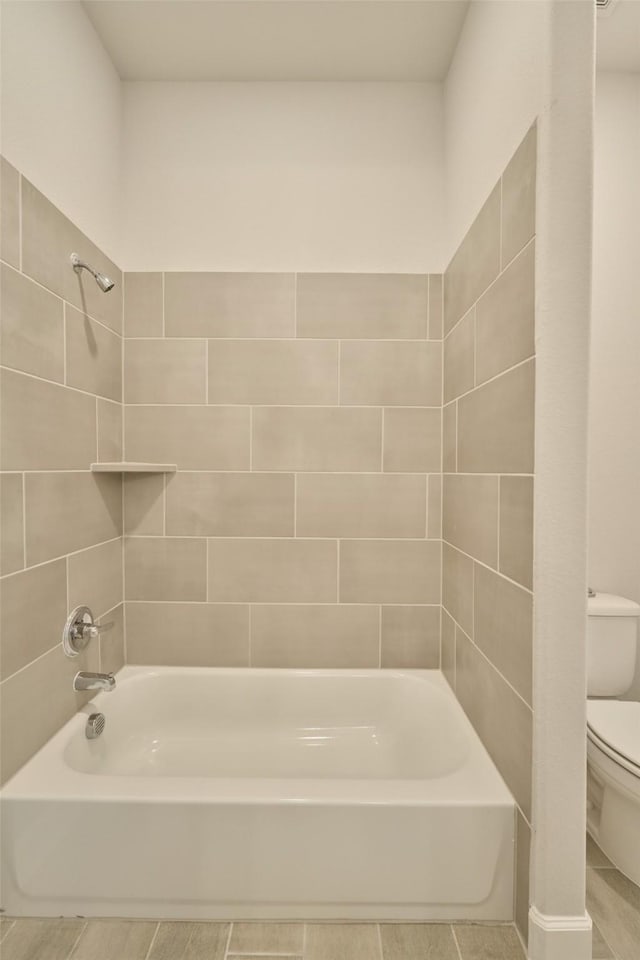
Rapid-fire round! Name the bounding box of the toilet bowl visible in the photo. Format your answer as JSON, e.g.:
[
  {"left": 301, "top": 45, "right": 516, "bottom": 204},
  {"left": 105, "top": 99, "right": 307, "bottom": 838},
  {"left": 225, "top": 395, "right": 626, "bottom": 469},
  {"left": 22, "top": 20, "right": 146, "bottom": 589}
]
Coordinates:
[{"left": 586, "top": 593, "right": 640, "bottom": 885}]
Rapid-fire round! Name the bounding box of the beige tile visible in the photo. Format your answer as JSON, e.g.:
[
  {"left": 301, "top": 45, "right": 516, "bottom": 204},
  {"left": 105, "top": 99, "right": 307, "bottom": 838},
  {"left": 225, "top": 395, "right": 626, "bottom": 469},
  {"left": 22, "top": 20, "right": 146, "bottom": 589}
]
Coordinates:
[
  {"left": 456, "top": 630, "right": 532, "bottom": 819},
  {"left": 208, "top": 339, "right": 338, "bottom": 404},
  {"left": 502, "top": 124, "right": 537, "bottom": 266},
  {"left": 457, "top": 360, "right": 535, "bottom": 474},
  {"left": 228, "top": 957, "right": 301, "bottom": 960},
  {"left": 443, "top": 401, "right": 457, "bottom": 473},
  {"left": 125, "top": 405, "right": 250, "bottom": 470},
  {"left": 0, "top": 917, "right": 15, "bottom": 942},
  {"left": 516, "top": 810, "right": 531, "bottom": 944},
  {"left": 125, "top": 537, "right": 206, "bottom": 601},
  {"left": 453, "top": 924, "right": 525, "bottom": 959},
  {"left": 444, "top": 308, "right": 475, "bottom": 403},
  {"left": 340, "top": 540, "right": 441, "bottom": 604},
  {"left": 474, "top": 564, "right": 533, "bottom": 705},
  {"left": 148, "top": 922, "right": 229, "bottom": 960},
  {"left": 124, "top": 272, "right": 163, "bottom": 338},
  {"left": 0, "top": 559, "right": 67, "bottom": 680},
  {"left": 124, "top": 474, "right": 165, "bottom": 535},
  {"left": 443, "top": 474, "right": 499, "bottom": 567},
  {"left": 68, "top": 538, "right": 123, "bottom": 619},
  {"left": 341, "top": 340, "right": 441, "bottom": 406},
  {"left": 442, "top": 543, "right": 473, "bottom": 637},
  {"left": 125, "top": 339, "right": 206, "bottom": 403},
  {"left": 228, "top": 923, "right": 304, "bottom": 955},
  {"left": 71, "top": 919, "right": 158, "bottom": 960},
  {"left": 97, "top": 399, "right": 122, "bottom": 463},
  {"left": 166, "top": 472, "right": 294, "bottom": 537},
  {"left": 297, "top": 473, "right": 426, "bottom": 539},
  {"left": 587, "top": 834, "right": 614, "bottom": 868},
  {"left": 66, "top": 304, "right": 122, "bottom": 402},
  {"left": 208, "top": 539, "right": 337, "bottom": 603},
  {"left": 586, "top": 868, "right": 640, "bottom": 960},
  {"left": 164, "top": 272, "right": 295, "bottom": 338},
  {"left": 126, "top": 602, "right": 249, "bottom": 667},
  {"left": 428, "top": 274, "right": 443, "bottom": 340},
  {"left": 427, "top": 473, "right": 442, "bottom": 538},
  {"left": 251, "top": 604, "right": 379, "bottom": 668},
  {"left": 0, "top": 473, "right": 24, "bottom": 574},
  {"left": 444, "top": 182, "right": 501, "bottom": 335},
  {"left": 1, "top": 262, "right": 64, "bottom": 382},
  {"left": 0, "top": 157, "right": 20, "bottom": 269},
  {"left": 381, "top": 605, "right": 440, "bottom": 668},
  {"left": 25, "top": 473, "right": 122, "bottom": 566},
  {"left": 383, "top": 407, "right": 441, "bottom": 473},
  {"left": 297, "top": 273, "right": 428, "bottom": 339},
  {"left": 100, "top": 602, "right": 124, "bottom": 675},
  {"left": 380, "top": 923, "right": 459, "bottom": 959},
  {"left": 306, "top": 924, "right": 382, "bottom": 960},
  {"left": 0, "top": 918, "right": 85, "bottom": 960},
  {"left": 252, "top": 406, "right": 381, "bottom": 472},
  {"left": 1, "top": 367, "right": 96, "bottom": 471},
  {"left": 500, "top": 476, "right": 533, "bottom": 590},
  {"left": 476, "top": 241, "right": 535, "bottom": 385},
  {"left": 441, "top": 608, "right": 456, "bottom": 689},
  {"left": 21, "top": 178, "right": 123, "bottom": 334},
  {"left": 0, "top": 641, "right": 99, "bottom": 784}
]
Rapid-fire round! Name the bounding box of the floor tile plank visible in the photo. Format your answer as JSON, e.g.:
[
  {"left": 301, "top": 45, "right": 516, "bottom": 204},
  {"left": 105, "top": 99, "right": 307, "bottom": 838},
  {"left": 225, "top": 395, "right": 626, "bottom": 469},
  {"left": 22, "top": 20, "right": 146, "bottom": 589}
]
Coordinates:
[
  {"left": 147, "top": 921, "right": 229, "bottom": 960},
  {"left": 586, "top": 867, "right": 640, "bottom": 960},
  {"left": 1, "top": 919, "right": 85, "bottom": 960},
  {"left": 305, "top": 923, "right": 382, "bottom": 960},
  {"left": 453, "top": 924, "right": 526, "bottom": 959},
  {"left": 228, "top": 922, "right": 303, "bottom": 954},
  {"left": 70, "top": 919, "right": 157, "bottom": 960},
  {"left": 380, "top": 923, "right": 459, "bottom": 959}
]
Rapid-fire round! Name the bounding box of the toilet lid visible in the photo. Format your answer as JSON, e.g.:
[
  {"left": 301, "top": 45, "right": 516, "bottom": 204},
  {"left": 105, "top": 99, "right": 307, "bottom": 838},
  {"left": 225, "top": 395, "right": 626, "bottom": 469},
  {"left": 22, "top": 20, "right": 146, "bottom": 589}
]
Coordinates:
[{"left": 587, "top": 700, "right": 640, "bottom": 770}]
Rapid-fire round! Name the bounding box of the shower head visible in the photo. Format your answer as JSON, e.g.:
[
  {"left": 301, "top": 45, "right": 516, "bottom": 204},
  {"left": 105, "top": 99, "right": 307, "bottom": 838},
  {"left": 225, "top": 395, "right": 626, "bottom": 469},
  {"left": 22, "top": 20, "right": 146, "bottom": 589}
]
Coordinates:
[{"left": 70, "top": 253, "right": 115, "bottom": 293}]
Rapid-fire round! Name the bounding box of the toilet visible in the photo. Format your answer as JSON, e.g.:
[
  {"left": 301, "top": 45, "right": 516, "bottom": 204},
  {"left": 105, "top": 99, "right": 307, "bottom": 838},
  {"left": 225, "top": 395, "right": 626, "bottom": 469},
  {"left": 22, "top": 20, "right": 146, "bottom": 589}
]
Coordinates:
[{"left": 586, "top": 592, "right": 640, "bottom": 885}]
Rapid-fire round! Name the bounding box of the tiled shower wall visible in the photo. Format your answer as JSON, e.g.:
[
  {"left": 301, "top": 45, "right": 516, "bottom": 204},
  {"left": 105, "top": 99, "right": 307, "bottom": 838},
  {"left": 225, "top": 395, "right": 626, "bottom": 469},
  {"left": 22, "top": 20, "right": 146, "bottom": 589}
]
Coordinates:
[
  {"left": 123, "top": 273, "right": 443, "bottom": 668},
  {"left": 441, "top": 126, "right": 536, "bottom": 940},
  {"left": 0, "top": 158, "right": 124, "bottom": 784}
]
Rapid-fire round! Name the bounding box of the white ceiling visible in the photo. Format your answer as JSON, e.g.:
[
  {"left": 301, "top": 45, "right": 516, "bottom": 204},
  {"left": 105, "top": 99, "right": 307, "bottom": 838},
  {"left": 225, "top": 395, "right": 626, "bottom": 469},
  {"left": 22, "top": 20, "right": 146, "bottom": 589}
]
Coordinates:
[
  {"left": 597, "top": 0, "right": 640, "bottom": 72},
  {"left": 83, "top": 0, "right": 470, "bottom": 82}
]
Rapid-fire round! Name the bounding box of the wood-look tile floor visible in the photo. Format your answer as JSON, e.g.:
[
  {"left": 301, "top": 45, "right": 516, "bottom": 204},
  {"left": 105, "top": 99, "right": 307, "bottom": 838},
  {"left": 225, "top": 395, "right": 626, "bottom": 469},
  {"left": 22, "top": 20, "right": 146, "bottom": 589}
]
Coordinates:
[
  {"left": 0, "top": 918, "right": 527, "bottom": 960},
  {"left": 586, "top": 835, "right": 640, "bottom": 960}
]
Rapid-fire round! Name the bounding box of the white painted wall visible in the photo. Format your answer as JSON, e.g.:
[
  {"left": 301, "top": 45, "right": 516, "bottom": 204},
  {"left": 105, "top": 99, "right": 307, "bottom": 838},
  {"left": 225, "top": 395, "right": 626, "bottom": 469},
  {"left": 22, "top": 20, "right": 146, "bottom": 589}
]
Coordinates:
[
  {"left": 0, "top": 1, "right": 122, "bottom": 261},
  {"left": 120, "top": 81, "right": 444, "bottom": 272},
  {"left": 444, "top": 0, "right": 546, "bottom": 264},
  {"left": 445, "top": 2, "right": 595, "bottom": 956},
  {"left": 590, "top": 71, "right": 640, "bottom": 697}
]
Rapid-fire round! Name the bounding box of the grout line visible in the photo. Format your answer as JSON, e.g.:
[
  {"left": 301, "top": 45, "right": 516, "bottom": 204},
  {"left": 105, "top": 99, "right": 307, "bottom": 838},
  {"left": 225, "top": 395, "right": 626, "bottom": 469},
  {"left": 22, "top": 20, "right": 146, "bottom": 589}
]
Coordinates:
[
  {"left": 443, "top": 234, "right": 535, "bottom": 342},
  {"left": 223, "top": 921, "right": 234, "bottom": 960},
  {"left": 110, "top": 401, "right": 444, "bottom": 410},
  {"left": 442, "top": 540, "right": 533, "bottom": 595},
  {"left": 66, "top": 919, "right": 88, "bottom": 960},
  {"left": 0, "top": 362, "right": 122, "bottom": 405},
  {"left": 142, "top": 922, "right": 161, "bottom": 960},
  {"left": 451, "top": 925, "right": 464, "bottom": 960},
  {"left": 0, "top": 535, "right": 123, "bottom": 581},
  {"left": 376, "top": 922, "right": 383, "bottom": 959},
  {"left": 302, "top": 923, "right": 307, "bottom": 959}
]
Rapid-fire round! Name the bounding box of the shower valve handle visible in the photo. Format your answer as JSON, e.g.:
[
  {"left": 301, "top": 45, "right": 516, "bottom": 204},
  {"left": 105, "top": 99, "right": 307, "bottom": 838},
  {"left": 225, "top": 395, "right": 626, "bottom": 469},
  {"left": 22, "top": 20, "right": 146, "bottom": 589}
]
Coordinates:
[{"left": 63, "top": 605, "right": 114, "bottom": 658}]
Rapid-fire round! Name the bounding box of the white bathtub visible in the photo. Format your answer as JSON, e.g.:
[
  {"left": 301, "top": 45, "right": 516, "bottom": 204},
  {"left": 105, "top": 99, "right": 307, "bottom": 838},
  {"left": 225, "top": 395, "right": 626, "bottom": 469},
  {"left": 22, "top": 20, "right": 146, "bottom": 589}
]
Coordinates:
[{"left": 0, "top": 667, "right": 515, "bottom": 920}]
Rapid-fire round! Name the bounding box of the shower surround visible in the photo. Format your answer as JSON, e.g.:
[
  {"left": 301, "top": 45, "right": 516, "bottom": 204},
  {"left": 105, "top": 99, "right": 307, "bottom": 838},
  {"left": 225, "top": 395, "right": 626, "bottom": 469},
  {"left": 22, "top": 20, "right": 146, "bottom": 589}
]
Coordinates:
[
  {"left": 1, "top": 126, "right": 535, "bottom": 935},
  {"left": 122, "top": 272, "right": 443, "bottom": 668}
]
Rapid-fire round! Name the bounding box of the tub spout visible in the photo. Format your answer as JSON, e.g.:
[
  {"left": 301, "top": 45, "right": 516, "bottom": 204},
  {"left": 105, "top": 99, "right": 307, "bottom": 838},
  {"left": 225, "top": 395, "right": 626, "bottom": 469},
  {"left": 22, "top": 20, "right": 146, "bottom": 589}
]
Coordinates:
[{"left": 73, "top": 671, "right": 116, "bottom": 692}]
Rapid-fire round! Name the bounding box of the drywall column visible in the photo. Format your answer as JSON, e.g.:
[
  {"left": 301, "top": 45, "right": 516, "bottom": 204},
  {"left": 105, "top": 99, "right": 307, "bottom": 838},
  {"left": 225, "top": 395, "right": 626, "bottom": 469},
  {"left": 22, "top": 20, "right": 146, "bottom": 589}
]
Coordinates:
[{"left": 529, "top": 2, "right": 595, "bottom": 958}]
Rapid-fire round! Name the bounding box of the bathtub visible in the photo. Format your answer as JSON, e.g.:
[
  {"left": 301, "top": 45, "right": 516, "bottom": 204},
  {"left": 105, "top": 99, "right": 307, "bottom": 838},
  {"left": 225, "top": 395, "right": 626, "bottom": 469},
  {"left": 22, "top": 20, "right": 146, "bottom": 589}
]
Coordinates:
[{"left": 0, "top": 667, "right": 515, "bottom": 920}]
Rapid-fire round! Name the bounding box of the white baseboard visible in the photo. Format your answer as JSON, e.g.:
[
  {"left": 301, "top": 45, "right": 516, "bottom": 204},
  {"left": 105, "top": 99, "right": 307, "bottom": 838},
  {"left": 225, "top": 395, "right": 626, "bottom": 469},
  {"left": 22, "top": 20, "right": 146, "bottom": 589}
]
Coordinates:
[{"left": 528, "top": 907, "right": 593, "bottom": 960}]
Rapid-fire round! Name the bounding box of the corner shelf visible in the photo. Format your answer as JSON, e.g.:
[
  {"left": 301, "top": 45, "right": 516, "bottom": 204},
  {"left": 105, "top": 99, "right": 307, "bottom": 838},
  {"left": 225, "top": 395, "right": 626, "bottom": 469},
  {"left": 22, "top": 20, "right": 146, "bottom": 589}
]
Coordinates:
[{"left": 90, "top": 462, "right": 177, "bottom": 474}]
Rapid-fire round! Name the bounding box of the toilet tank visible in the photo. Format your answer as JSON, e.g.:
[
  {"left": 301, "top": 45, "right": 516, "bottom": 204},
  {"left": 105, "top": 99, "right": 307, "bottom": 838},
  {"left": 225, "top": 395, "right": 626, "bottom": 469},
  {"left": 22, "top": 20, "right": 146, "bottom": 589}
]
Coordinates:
[{"left": 587, "top": 593, "right": 640, "bottom": 697}]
